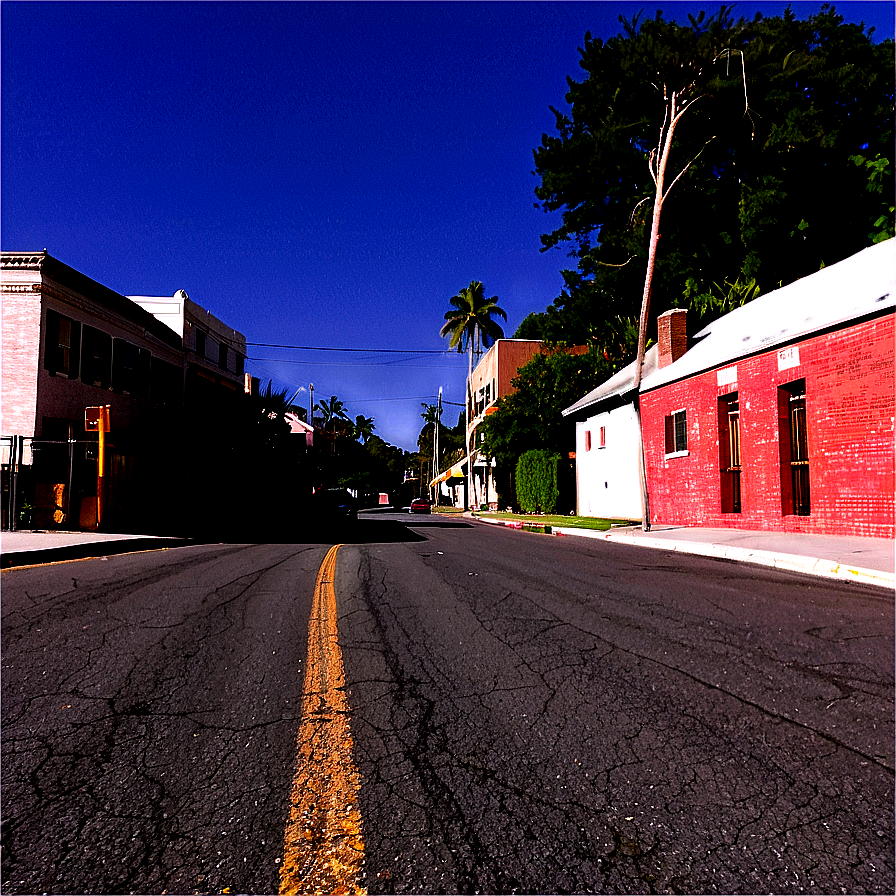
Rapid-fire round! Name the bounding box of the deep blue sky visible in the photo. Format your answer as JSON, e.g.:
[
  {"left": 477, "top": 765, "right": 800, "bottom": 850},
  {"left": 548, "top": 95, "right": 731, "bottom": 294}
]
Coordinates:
[{"left": 3, "top": 2, "right": 893, "bottom": 450}]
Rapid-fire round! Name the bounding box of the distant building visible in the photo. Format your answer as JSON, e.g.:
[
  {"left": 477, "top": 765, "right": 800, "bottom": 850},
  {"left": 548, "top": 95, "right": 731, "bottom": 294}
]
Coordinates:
[
  {"left": 639, "top": 239, "right": 894, "bottom": 537},
  {"left": 1, "top": 251, "right": 246, "bottom": 532},
  {"left": 434, "top": 339, "right": 587, "bottom": 509},
  {"left": 129, "top": 291, "right": 246, "bottom": 401}
]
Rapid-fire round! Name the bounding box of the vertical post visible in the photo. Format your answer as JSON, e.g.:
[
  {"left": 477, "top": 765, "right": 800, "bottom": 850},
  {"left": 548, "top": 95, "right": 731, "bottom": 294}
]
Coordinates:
[
  {"left": 67, "top": 422, "right": 75, "bottom": 527},
  {"left": 10, "top": 435, "right": 19, "bottom": 531},
  {"left": 96, "top": 405, "right": 109, "bottom": 530}
]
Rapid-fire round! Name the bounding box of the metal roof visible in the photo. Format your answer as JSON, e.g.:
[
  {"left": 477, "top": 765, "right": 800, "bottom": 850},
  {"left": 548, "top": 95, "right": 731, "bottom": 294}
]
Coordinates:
[
  {"left": 562, "top": 345, "right": 658, "bottom": 417},
  {"left": 642, "top": 239, "right": 895, "bottom": 392}
]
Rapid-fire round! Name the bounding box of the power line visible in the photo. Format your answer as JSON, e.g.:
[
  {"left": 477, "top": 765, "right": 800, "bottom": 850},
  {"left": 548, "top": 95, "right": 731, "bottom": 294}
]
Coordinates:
[
  {"left": 249, "top": 357, "right": 462, "bottom": 369},
  {"left": 246, "top": 342, "right": 453, "bottom": 354},
  {"left": 348, "top": 395, "right": 445, "bottom": 403}
]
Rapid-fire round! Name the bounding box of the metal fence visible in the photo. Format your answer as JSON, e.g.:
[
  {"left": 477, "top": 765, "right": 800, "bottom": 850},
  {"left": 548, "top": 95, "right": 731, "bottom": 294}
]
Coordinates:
[{"left": 2, "top": 434, "right": 102, "bottom": 531}]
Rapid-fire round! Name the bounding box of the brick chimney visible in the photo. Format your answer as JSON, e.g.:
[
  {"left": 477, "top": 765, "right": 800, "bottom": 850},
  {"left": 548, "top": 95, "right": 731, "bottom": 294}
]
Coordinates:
[{"left": 657, "top": 308, "right": 687, "bottom": 368}]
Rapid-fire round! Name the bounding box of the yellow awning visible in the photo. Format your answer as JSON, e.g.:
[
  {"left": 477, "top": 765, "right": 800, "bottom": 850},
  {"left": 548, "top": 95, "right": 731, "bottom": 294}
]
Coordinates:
[{"left": 429, "top": 457, "right": 468, "bottom": 488}]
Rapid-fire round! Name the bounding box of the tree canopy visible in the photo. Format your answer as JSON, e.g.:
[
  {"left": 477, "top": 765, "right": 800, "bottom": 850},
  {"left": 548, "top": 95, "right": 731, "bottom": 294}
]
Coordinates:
[
  {"left": 440, "top": 281, "right": 507, "bottom": 362},
  {"left": 524, "top": 5, "right": 894, "bottom": 353}
]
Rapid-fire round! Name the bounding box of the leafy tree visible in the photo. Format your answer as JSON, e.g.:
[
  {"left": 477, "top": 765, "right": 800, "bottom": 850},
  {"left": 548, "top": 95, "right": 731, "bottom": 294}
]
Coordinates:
[
  {"left": 531, "top": 6, "right": 894, "bottom": 348},
  {"left": 480, "top": 347, "right": 612, "bottom": 507},
  {"left": 440, "top": 280, "right": 507, "bottom": 506}
]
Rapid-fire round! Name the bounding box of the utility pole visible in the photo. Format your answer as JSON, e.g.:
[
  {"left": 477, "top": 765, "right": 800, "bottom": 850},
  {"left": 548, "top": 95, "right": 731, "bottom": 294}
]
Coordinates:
[
  {"left": 432, "top": 387, "right": 442, "bottom": 504},
  {"left": 309, "top": 383, "right": 314, "bottom": 427}
]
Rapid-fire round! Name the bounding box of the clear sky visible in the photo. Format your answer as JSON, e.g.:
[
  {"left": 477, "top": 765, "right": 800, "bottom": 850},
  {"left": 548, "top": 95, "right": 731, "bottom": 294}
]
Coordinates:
[{"left": 3, "top": 1, "right": 892, "bottom": 450}]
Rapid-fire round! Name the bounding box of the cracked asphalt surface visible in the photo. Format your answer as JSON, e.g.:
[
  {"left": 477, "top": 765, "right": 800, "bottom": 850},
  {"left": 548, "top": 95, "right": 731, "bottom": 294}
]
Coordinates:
[{"left": 1, "top": 513, "right": 893, "bottom": 894}]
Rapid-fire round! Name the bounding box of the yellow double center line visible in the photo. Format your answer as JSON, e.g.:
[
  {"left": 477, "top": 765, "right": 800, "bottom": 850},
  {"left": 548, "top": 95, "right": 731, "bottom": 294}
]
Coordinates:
[{"left": 280, "top": 544, "right": 366, "bottom": 895}]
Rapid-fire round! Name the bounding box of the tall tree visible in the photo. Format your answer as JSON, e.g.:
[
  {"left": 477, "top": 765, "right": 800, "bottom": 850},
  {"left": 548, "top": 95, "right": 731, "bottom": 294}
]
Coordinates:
[
  {"left": 351, "top": 414, "right": 376, "bottom": 444},
  {"left": 531, "top": 5, "right": 893, "bottom": 526},
  {"left": 419, "top": 402, "right": 442, "bottom": 481},
  {"left": 440, "top": 281, "right": 507, "bottom": 507},
  {"left": 315, "top": 395, "right": 350, "bottom": 431},
  {"left": 479, "top": 347, "right": 612, "bottom": 510},
  {"left": 531, "top": 6, "right": 893, "bottom": 347}
]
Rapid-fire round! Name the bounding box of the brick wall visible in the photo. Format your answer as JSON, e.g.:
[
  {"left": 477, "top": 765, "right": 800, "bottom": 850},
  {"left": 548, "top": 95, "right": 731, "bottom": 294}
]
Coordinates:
[
  {"left": 1, "top": 285, "right": 42, "bottom": 436},
  {"left": 640, "top": 313, "right": 894, "bottom": 538}
]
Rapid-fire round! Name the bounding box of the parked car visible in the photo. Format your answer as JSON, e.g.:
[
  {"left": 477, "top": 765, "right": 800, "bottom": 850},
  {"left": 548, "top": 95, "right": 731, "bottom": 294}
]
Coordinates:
[
  {"left": 409, "top": 497, "right": 432, "bottom": 514},
  {"left": 312, "top": 488, "right": 358, "bottom": 522}
]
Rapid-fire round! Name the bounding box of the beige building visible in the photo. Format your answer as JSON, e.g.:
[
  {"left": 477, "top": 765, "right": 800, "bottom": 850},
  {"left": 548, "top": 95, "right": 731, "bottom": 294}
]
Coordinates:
[{"left": 1, "top": 251, "right": 245, "bottom": 531}]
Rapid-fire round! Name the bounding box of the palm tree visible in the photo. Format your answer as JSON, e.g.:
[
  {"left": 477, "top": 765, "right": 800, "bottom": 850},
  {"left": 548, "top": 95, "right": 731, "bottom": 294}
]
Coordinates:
[
  {"left": 420, "top": 402, "right": 444, "bottom": 494},
  {"left": 315, "top": 395, "right": 350, "bottom": 431},
  {"left": 352, "top": 414, "right": 376, "bottom": 444},
  {"left": 440, "top": 281, "right": 506, "bottom": 508}
]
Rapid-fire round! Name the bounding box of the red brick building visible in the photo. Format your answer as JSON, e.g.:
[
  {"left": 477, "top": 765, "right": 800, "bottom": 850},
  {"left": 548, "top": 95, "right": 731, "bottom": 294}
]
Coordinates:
[{"left": 639, "top": 239, "right": 894, "bottom": 539}]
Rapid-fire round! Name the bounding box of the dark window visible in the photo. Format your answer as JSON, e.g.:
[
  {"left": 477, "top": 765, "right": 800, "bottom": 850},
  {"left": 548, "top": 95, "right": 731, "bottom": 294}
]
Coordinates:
[
  {"left": 81, "top": 326, "right": 112, "bottom": 388},
  {"left": 195, "top": 330, "right": 206, "bottom": 359},
  {"left": 112, "top": 339, "right": 150, "bottom": 397},
  {"left": 218, "top": 341, "right": 229, "bottom": 370},
  {"left": 235, "top": 354, "right": 245, "bottom": 377},
  {"left": 150, "top": 357, "right": 182, "bottom": 406},
  {"left": 778, "top": 379, "right": 810, "bottom": 516},
  {"left": 719, "top": 394, "right": 742, "bottom": 513},
  {"left": 789, "top": 390, "right": 810, "bottom": 515},
  {"left": 44, "top": 309, "right": 81, "bottom": 378},
  {"left": 664, "top": 410, "right": 688, "bottom": 454}
]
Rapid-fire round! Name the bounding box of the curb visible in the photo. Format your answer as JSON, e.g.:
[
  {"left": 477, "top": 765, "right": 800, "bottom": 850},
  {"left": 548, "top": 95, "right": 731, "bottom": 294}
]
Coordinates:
[
  {"left": 1, "top": 537, "right": 194, "bottom": 569},
  {"left": 470, "top": 514, "right": 894, "bottom": 591}
]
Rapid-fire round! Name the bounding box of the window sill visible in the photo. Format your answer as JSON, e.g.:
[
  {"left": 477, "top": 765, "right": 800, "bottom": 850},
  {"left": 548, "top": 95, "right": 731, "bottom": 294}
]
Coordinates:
[{"left": 664, "top": 450, "right": 689, "bottom": 459}]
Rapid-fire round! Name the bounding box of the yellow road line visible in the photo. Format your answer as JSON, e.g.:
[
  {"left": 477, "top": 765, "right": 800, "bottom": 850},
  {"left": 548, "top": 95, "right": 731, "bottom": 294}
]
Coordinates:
[{"left": 280, "top": 544, "right": 366, "bottom": 895}]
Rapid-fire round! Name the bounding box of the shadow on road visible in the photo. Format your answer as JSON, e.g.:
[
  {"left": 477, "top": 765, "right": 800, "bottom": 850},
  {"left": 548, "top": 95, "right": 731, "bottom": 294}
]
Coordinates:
[
  {"left": 396, "top": 516, "right": 474, "bottom": 529},
  {"left": 186, "top": 516, "right": 431, "bottom": 546}
]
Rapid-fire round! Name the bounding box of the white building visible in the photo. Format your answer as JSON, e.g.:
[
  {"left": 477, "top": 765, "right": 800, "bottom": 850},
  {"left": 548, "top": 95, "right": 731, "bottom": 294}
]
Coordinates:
[
  {"left": 564, "top": 305, "right": 692, "bottom": 521},
  {"left": 562, "top": 345, "right": 658, "bottom": 521}
]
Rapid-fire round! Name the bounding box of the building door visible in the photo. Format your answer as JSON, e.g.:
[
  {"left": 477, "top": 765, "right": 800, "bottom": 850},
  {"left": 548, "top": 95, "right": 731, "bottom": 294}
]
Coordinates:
[
  {"left": 719, "top": 394, "right": 742, "bottom": 514},
  {"left": 789, "top": 390, "right": 810, "bottom": 515}
]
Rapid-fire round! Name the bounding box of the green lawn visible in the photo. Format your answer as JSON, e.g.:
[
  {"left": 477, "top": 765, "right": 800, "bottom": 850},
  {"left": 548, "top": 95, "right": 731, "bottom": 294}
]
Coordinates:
[{"left": 472, "top": 512, "right": 636, "bottom": 531}]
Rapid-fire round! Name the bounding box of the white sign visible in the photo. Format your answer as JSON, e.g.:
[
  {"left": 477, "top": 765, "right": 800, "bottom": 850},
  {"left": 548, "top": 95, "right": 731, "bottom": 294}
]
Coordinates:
[
  {"left": 778, "top": 346, "right": 801, "bottom": 371},
  {"left": 717, "top": 365, "right": 738, "bottom": 387}
]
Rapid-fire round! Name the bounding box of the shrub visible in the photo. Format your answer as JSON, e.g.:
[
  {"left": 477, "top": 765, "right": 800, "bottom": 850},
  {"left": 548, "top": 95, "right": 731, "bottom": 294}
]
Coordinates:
[{"left": 515, "top": 450, "right": 560, "bottom": 514}]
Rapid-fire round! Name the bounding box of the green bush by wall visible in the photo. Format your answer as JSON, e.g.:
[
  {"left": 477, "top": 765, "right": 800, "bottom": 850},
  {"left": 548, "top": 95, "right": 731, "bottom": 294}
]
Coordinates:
[{"left": 515, "top": 450, "right": 560, "bottom": 514}]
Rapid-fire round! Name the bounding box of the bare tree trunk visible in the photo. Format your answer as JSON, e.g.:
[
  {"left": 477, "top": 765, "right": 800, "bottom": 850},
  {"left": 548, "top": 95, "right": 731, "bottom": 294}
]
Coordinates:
[{"left": 634, "top": 90, "right": 682, "bottom": 531}]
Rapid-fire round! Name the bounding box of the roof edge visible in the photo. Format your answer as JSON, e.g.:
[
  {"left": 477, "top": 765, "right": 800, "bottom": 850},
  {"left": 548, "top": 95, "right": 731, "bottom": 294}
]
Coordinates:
[{"left": 641, "top": 296, "right": 896, "bottom": 395}]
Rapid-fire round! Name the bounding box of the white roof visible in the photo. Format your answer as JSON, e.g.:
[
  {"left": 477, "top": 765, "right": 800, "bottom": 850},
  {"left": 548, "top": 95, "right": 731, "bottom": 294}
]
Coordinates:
[
  {"left": 642, "top": 239, "right": 895, "bottom": 391},
  {"left": 563, "top": 345, "right": 658, "bottom": 417}
]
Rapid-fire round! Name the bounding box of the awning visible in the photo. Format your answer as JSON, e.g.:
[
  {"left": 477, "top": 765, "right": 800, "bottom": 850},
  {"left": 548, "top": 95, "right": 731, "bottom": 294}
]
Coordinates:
[{"left": 429, "top": 457, "right": 468, "bottom": 488}]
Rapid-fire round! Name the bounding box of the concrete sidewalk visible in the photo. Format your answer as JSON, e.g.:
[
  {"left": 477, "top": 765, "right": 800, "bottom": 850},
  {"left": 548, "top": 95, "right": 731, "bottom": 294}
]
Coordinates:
[
  {"left": 473, "top": 516, "right": 895, "bottom": 591},
  {"left": 1, "top": 530, "right": 192, "bottom": 569}
]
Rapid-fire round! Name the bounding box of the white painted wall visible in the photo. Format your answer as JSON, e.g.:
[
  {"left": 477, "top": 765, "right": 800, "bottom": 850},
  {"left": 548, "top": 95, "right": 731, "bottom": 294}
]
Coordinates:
[{"left": 575, "top": 403, "right": 643, "bottom": 520}]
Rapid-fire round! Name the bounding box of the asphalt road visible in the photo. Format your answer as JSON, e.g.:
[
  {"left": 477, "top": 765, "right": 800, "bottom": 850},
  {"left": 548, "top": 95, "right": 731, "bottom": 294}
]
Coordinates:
[{"left": 1, "top": 512, "right": 893, "bottom": 894}]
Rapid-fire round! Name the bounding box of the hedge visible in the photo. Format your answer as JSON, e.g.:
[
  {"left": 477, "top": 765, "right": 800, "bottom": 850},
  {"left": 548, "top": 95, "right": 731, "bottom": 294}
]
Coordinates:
[{"left": 515, "top": 449, "right": 560, "bottom": 514}]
